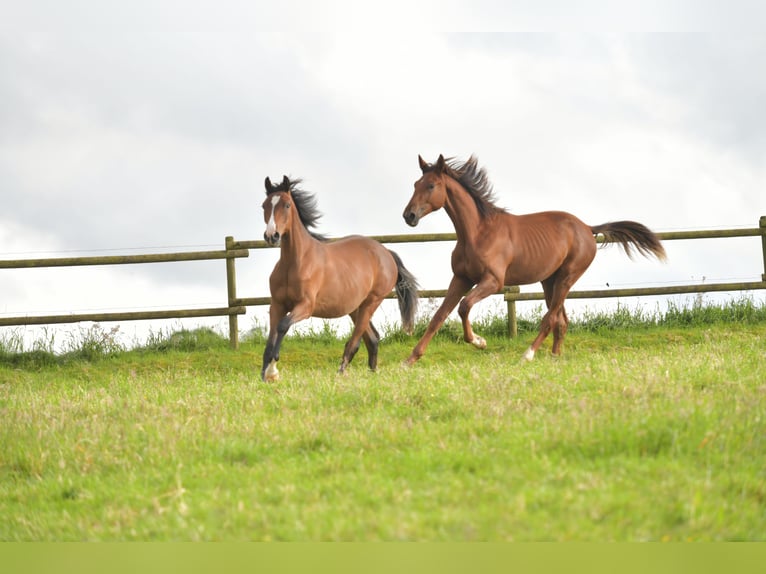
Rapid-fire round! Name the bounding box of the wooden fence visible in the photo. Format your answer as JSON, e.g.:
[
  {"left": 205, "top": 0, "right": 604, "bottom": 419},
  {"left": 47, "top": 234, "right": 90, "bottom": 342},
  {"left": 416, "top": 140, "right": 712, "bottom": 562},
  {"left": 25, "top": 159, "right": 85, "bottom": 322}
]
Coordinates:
[
  {"left": 0, "top": 239, "right": 249, "bottom": 333},
  {"left": 1, "top": 217, "right": 765, "bottom": 348}
]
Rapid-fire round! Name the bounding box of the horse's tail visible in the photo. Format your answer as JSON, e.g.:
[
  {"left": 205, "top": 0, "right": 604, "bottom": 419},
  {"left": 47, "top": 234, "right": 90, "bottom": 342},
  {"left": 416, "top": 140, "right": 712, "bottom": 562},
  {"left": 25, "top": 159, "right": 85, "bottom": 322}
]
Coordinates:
[
  {"left": 590, "top": 221, "right": 667, "bottom": 262},
  {"left": 388, "top": 250, "right": 419, "bottom": 335}
]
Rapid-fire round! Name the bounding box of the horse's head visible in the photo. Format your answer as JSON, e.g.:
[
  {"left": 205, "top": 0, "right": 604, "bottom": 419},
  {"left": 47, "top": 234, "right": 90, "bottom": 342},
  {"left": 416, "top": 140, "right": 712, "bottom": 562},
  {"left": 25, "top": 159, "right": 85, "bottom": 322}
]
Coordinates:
[
  {"left": 263, "top": 175, "right": 294, "bottom": 246},
  {"left": 403, "top": 154, "right": 448, "bottom": 227}
]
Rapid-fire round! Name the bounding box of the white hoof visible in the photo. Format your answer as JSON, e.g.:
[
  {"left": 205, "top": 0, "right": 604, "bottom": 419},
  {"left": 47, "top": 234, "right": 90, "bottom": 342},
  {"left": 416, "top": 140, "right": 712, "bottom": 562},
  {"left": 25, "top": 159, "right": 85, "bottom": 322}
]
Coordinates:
[
  {"left": 264, "top": 359, "right": 280, "bottom": 381},
  {"left": 471, "top": 335, "right": 487, "bottom": 350},
  {"left": 522, "top": 347, "right": 535, "bottom": 362}
]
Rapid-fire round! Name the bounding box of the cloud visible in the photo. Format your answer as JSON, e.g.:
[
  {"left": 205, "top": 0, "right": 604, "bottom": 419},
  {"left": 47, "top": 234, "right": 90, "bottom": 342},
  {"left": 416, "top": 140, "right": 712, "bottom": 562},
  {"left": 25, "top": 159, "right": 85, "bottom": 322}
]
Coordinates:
[{"left": 0, "top": 3, "right": 367, "bottom": 269}]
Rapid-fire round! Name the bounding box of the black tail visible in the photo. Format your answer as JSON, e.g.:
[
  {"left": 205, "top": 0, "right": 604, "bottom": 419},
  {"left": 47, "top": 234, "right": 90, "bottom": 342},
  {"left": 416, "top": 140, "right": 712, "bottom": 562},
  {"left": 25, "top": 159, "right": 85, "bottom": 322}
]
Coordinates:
[
  {"left": 591, "top": 221, "right": 667, "bottom": 262},
  {"left": 388, "top": 250, "right": 419, "bottom": 335}
]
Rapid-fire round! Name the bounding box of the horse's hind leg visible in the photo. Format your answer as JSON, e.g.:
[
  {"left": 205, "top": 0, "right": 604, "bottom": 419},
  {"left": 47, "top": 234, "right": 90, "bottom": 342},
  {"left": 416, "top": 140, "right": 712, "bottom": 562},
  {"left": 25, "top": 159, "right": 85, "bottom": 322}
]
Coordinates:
[
  {"left": 524, "top": 274, "right": 572, "bottom": 361},
  {"left": 347, "top": 312, "right": 380, "bottom": 368},
  {"left": 341, "top": 302, "right": 381, "bottom": 373},
  {"left": 344, "top": 318, "right": 379, "bottom": 370},
  {"left": 362, "top": 321, "right": 381, "bottom": 371},
  {"left": 552, "top": 306, "right": 569, "bottom": 356},
  {"left": 541, "top": 276, "right": 569, "bottom": 356}
]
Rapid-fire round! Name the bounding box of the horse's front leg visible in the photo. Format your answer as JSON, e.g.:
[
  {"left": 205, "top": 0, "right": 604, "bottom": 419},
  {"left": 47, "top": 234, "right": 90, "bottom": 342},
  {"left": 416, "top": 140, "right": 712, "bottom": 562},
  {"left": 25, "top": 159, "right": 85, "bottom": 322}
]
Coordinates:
[
  {"left": 261, "top": 301, "right": 313, "bottom": 381},
  {"left": 262, "top": 303, "right": 287, "bottom": 381},
  {"left": 457, "top": 276, "right": 502, "bottom": 350},
  {"left": 405, "top": 275, "right": 473, "bottom": 365}
]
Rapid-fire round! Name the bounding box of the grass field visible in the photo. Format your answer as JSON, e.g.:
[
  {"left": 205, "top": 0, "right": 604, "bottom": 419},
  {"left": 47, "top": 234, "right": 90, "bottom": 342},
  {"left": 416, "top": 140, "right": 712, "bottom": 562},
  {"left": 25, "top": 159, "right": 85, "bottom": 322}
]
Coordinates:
[{"left": 1, "top": 298, "right": 765, "bottom": 541}]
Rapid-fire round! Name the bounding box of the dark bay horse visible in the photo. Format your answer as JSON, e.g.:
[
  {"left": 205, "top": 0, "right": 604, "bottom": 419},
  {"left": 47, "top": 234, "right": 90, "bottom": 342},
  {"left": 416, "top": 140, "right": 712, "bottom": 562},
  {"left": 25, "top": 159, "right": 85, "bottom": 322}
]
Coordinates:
[
  {"left": 261, "top": 175, "right": 419, "bottom": 381},
  {"left": 402, "top": 154, "right": 667, "bottom": 364}
]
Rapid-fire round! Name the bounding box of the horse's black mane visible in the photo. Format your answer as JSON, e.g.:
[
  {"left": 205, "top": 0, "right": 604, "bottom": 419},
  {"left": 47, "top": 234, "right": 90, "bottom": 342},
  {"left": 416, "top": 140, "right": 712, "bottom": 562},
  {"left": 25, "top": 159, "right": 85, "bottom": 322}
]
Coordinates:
[
  {"left": 266, "top": 177, "right": 326, "bottom": 241},
  {"left": 443, "top": 156, "right": 505, "bottom": 218}
]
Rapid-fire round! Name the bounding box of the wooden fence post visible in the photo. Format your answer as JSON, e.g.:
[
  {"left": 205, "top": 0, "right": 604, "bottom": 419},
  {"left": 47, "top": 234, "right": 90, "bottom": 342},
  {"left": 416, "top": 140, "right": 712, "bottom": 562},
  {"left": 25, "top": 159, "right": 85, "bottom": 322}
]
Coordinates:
[
  {"left": 225, "top": 236, "right": 239, "bottom": 349},
  {"left": 760, "top": 215, "right": 766, "bottom": 282},
  {"left": 506, "top": 285, "right": 520, "bottom": 338}
]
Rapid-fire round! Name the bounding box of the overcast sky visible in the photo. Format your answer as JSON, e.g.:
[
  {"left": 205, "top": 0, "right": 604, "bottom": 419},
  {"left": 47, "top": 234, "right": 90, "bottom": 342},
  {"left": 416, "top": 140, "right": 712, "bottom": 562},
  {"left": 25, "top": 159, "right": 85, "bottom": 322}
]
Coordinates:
[{"left": 2, "top": 2, "right": 765, "bottom": 348}]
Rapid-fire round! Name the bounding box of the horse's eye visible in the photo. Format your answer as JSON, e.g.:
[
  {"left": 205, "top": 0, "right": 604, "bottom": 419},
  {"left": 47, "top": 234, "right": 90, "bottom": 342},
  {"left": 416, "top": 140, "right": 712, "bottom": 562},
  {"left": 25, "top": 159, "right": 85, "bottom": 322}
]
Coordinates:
[
  {"left": 427, "top": 183, "right": 435, "bottom": 191},
  {"left": 284, "top": 202, "right": 291, "bottom": 209}
]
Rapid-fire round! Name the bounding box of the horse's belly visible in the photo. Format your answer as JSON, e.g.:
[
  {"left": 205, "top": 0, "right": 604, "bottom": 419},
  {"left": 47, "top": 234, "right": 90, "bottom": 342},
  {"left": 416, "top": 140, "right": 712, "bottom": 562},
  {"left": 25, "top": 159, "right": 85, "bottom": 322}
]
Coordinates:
[
  {"left": 505, "top": 256, "right": 564, "bottom": 286},
  {"left": 312, "top": 296, "right": 362, "bottom": 318},
  {"left": 312, "top": 273, "right": 380, "bottom": 317}
]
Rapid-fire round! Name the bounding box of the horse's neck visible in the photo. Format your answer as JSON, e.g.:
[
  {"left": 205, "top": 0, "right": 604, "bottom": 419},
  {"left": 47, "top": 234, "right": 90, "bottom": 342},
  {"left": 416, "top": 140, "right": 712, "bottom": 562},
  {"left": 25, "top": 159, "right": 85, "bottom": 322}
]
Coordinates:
[
  {"left": 280, "top": 215, "right": 317, "bottom": 265},
  {"left": 444, "top": 179, "right": 481, "bottom": 244}
]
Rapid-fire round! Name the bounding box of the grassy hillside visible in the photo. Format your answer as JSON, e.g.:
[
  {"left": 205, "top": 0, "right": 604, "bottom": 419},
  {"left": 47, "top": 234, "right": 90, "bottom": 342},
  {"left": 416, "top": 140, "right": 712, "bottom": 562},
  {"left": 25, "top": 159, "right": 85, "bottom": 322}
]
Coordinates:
[{"left": 1, "top": 299, "right": 765, "bottom": 540}]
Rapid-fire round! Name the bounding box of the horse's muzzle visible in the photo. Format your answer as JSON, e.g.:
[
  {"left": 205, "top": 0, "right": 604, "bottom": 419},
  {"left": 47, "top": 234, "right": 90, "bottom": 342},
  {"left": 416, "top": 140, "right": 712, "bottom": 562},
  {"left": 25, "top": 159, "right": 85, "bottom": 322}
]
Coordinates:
[
  {"left": 264, "top": 231, "right": 281, "bottom": 246},
  {"left": 403, "top": 211, "right": 419, "bottom": 227}
]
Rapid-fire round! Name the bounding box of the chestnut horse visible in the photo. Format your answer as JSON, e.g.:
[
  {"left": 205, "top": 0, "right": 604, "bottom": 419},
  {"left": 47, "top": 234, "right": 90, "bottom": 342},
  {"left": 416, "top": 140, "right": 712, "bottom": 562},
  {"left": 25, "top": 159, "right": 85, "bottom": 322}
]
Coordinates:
[
  {"left": 402, "top": 154, "right": 667, "bottom": 364},
  {"left": 261, "top": 176, "right": 419, "bottom": 381}
]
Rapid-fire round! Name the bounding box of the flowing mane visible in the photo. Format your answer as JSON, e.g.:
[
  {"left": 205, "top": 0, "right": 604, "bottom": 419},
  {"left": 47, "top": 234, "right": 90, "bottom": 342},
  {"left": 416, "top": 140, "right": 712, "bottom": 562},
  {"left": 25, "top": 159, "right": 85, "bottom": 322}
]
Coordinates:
[
  {"left": 444, "top": 156, "right": 506, "bottom": 217},
  {"left": 265, "top": 177, "right": 326, "bottom": 241}
]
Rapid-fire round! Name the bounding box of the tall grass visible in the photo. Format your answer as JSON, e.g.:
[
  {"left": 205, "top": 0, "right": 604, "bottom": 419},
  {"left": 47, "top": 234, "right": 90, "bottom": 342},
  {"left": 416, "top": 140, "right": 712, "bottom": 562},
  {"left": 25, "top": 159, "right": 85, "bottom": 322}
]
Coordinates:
[
  {"left": 466, "top": 294, "right": 766, "bottom": 338},
  {"left": 1, "top": 295, "right": 764, "bottom": 365}
]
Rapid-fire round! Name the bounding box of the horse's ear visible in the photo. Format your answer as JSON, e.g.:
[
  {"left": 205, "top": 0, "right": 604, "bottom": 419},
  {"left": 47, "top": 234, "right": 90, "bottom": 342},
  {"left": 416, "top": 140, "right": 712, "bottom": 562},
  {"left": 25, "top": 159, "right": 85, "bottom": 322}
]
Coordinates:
[
  {"left": 434, "top": 154, "right": 446, "bottom": 172},
  {"left": 418, "top": 155, "right": 430, "bottom": 173},
  {"left": 265, "top": 176, "right": 274, "bottom": 193},
  {"left": 282, "top": 175, "right": 290, "bottom": 188}
]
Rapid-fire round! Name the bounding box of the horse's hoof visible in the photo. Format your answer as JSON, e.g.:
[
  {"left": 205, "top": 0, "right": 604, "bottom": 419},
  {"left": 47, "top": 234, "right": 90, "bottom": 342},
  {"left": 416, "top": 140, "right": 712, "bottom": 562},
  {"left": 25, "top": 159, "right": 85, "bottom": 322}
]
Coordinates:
[
  {"left": 521, "top": 347, "right": 535, "bottom": 362},
  {"left": 471, "top": 335, "right": 487, "bottom": 350},
  {"left": 264, "top": 359, "right": 280, "bottom": 381}
]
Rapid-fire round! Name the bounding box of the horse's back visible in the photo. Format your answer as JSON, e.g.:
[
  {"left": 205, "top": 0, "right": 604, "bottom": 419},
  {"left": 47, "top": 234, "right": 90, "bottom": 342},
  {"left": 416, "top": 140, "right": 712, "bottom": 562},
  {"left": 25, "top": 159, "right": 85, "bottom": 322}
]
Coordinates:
[
  {"left": 512, "top": 210, "right": 589, "bottom": 229},
  {"left": 327, "top": 235, "right": 394, "bottom": 266},
  {"left": 508, "top": 210, "right": 594, "bottom": 245}
]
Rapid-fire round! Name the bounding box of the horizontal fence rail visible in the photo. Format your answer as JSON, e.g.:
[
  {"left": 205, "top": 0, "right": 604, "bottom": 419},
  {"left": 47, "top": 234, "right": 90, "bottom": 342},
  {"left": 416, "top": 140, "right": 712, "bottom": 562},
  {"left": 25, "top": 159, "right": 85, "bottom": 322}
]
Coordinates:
[
  {"left": 231, "top": 226, "right": 766, "bottom": 250},
  {"left": 2, "top": 218, "right": 765, "bottom": 348},
  {"left": 0, "top": 242, "right": 249, "bottom": 344},
  {"left": 0, "top": 249, "right": 250, "bottom": 269},
  {"left": 0, "top": 306, "right": 246, "bottom": 327},
  {"left": 234, "top": 216, "right": 766, "bottom": 341}
]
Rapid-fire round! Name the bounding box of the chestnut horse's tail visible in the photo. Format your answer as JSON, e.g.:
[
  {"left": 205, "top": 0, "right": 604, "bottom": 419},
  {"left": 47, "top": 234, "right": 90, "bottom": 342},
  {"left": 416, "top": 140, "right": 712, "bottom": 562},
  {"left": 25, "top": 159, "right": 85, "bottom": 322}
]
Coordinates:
[
  {"left": 591, "top": 221, "right": 667, "bottom": 262},
  {"left": 388, "top": 250, "right": 420, "bottom": 335}
]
